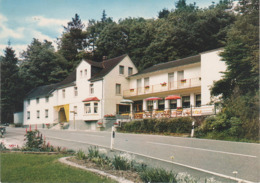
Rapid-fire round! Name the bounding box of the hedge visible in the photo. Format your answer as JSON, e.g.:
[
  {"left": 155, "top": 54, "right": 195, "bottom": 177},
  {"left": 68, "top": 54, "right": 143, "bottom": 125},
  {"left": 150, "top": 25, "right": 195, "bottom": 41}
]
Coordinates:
[{"left": 119, "top": 117, "right": 193, "bottom": 134}]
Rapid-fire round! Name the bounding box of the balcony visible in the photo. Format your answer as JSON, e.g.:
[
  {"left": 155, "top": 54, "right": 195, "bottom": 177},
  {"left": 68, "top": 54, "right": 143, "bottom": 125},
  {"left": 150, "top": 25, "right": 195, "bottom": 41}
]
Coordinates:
[
  {"left": 124, "top": 77, "right": 201, "bottom": 98},
  {"left": 117, "top": 105, "right": 216, "bottom": 120}
]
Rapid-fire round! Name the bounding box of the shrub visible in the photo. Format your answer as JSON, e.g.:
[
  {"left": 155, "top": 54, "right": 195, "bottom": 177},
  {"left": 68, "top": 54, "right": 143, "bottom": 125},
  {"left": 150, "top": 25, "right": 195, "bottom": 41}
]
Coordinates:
[
  {"left": 112, "top": 155, "right": 132, "bottom": 170},
  {"left": 76, "top": 149, "right": 86, "bottom": 160},
  {"left": 139, "top": 167, "right": 177, "bottom": 183},
  {"left": 119, "top": 117, "right": 193, "bottom": 134},
  {"left": 24, "top": 130, "right": 43, "bottom": 150},
  {"left": 87, "top": 146, "right": 100, "bottom": 159}
]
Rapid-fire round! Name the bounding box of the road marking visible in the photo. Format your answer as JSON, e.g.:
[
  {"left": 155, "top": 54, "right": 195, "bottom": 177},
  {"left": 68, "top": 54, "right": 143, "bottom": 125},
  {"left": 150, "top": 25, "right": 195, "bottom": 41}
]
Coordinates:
[
  {"left": 45, "top": 135, "right": 254, "bottom": 183},
  {"left": 69, "top": 133, "right": 105, "bottom": 138},
  {"left": 147, "top": 142, "right": 257, "bottom": 158}
]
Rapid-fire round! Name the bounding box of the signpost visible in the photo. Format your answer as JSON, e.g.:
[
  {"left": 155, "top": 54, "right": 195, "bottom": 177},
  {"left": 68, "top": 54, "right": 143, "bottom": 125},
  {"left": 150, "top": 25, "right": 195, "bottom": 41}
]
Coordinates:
[{"left": 110, "top": 126, "right": 115, "bottom": 150}]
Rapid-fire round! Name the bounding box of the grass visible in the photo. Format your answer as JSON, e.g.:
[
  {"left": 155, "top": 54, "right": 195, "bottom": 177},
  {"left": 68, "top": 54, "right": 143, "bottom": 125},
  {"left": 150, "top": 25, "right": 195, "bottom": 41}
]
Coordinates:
[{"left": 1, "top": 152, "right": 116, "bottom": 183}]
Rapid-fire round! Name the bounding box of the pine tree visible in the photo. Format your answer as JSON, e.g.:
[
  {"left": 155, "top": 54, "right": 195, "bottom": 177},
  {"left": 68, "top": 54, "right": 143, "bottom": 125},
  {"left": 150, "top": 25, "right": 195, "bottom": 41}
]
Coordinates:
[{"left": 0, "top": 46, "right": 21, "bottom": 123}]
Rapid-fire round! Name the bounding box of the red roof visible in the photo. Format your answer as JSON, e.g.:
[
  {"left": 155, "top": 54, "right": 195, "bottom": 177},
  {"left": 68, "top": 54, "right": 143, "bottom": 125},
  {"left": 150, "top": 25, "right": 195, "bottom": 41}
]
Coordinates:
[{"left": 82, "top": 97, "right": 100, "bottom": 102}]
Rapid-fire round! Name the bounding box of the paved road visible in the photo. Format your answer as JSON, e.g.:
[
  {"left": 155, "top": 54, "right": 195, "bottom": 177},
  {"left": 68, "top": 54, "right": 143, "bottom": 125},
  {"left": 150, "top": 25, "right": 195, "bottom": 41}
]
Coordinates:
[{"left": 4, "top": 127, "right": 260, "bottom": 182}]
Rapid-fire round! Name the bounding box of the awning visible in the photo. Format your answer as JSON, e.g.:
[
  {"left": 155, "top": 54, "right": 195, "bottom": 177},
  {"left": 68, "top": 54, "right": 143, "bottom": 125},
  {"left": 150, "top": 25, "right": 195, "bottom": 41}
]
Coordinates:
[
  {"left": 145, "top": 97, "right": 162, "bottom": 101},
  {"left": 82, "top": 97, "right": 100, "bottom": 102},
  {"left": 165, "top": 95, "right": 181, "bottom": 100},
  {"left": 54, "top": 104, "right": 69, "bottom": 122},
  {"left": 120, "top": 99, "right": 133, "bottom": 104}
]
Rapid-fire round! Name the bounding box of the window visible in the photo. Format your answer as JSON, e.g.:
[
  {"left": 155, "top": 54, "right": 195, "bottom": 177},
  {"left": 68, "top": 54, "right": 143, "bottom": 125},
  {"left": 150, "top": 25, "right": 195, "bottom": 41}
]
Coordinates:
[
  {"left": 62, "top": 89, "right": 65, "bottom": 98},
  {"left": 144, "top": 77, "right": 149, "bottom": 88},
  {"left": 116, "top": 84, "right": 121, "bottom": 95},
  {"left": 158, "top": 100, "right": 165, "bottom": 110},
  {"left": 74, "top": 87, "right": 78, "bottom": 96},
  {"left": 37, "top": 110, "right": 40, "bottom": 119},
  {"left": 182, "top": 96, "right": 190, "bottom": 108},
  {"left": 147, "top": 101, "right": 153, "bottom": 111},
  {"left": 45, "top": 109, "right": 48, "bottom": 118},
  {"left": 80, "top": 70, "right": 83, "bottom": 77},
  {"left": 74, "top": 106, "right": 77, "bottom": 114},
  {"left": 85, "top": 103, "right": 91, "bottom": 113},
  {"left": 36, "top": 98, "right": 39, "bottom": 104},
  {"left": 128, "top": 67, "right": 133, "bottom": 75},
  {"left": 85, "top": 69, "right": 87, "bottom": 76},
  {"left": 119, "top": 65, "right": 124, "bottom": 74},
  {"left": 27, "top": 99, "right": 30, "bottom": 105},
  {"left": 90, "top": 84, "right": 94, "bottom": 94},
  {"left": 170, "top": 100, "right": 177, "bottom": 109},
  {"left": 168, "top": 73, "right": 174, "bottom": 88},
  {"left": 45, "top": 96, "right": 49, "bottom": 103},
  {"left": 94, "top": 103, "right": 98, "bottom": 113},
  {"left": 27, "top": 111, "right": 30, "bottom": 119},
  {"left": 196, "top": 94, "right": 201, "bottom": 107}
]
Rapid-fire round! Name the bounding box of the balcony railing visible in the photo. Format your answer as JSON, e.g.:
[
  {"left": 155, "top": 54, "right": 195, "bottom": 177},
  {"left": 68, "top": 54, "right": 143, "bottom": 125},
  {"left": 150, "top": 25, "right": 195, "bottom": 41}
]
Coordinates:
[
  {"left": 124, "top": 77, "right": 201, "bottom": 97},
  {"left": 117, "top": 105, "right": 216, "bottom": 120}
]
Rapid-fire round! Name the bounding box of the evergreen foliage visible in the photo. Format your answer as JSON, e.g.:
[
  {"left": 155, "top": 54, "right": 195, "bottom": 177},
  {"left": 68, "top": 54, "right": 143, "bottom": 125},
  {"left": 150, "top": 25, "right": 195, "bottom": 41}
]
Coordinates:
[{"left": 0, "top": 46, "right": 22, "bottom": 123}]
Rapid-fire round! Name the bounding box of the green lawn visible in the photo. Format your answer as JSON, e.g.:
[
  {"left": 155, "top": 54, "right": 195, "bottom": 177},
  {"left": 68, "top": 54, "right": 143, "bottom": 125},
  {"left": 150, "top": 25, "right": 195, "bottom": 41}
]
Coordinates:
[{"left": 1, "top": 153, "right": 116, "bottom": 183}]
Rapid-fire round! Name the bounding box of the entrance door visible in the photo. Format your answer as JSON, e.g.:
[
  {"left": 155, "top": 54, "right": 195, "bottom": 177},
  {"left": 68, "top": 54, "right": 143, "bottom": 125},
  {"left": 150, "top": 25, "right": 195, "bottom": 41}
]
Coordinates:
[
  {"left": 59, "top": 108, "right": 67, "bottom": 122},
  {"left": 133, "top": 100, "right": 143, "bottom": 112}
]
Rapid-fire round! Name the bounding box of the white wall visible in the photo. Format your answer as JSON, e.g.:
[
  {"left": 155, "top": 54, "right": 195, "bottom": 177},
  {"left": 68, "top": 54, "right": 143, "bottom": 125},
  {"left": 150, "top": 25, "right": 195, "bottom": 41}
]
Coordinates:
[
  {"left": 14, "top": 112, "right": 23, "bottom": 124},
  {"left": 129, "top": 64, "right": 200, "bottom": 89},
  {"left": 23, "top": 94, "right": 55, "bottom": 125},
  {"left": 103, "top": 56, "right": 138, "bottom": 115},
  {"left": 201, "top": 49, "right": 226, "bottom": 105}
]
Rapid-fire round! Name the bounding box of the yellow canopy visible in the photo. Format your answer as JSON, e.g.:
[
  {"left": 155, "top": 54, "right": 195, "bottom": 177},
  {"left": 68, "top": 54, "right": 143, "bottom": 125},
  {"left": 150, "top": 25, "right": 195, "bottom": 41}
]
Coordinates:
[{"left": 54, "top": 104, "right": 69, "bottom": 122}]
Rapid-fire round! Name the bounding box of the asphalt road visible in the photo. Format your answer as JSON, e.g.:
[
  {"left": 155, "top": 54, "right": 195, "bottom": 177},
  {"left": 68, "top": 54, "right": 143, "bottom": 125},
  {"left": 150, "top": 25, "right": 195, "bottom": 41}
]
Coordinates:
[{"left": 4, "top": 127, "right": 260, "bottom": 183}]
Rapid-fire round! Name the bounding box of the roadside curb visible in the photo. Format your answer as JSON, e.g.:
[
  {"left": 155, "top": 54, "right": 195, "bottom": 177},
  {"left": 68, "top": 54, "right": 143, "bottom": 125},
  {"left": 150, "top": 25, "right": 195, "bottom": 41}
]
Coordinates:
[{"left": 58, "top": 156, "right": 134, "bottom": 183}]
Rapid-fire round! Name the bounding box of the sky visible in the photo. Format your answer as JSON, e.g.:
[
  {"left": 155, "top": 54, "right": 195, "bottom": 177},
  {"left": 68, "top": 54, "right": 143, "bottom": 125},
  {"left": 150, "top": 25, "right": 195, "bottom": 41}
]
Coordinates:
[{"left": 0, "top": 0, "right": 215, "bottom": 57}]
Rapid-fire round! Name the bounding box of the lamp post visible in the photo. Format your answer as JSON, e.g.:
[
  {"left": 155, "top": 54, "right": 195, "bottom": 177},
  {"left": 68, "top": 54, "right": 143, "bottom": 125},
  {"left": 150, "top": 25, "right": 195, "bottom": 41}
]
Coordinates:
[{"left": 70, "top": 111, "right": 77, "bottom": 130}]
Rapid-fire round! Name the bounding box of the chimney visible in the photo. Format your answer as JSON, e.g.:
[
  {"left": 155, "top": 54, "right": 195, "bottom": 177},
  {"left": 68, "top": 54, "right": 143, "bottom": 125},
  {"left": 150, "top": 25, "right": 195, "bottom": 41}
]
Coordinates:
[{"left": 103, "top": 56, "right": 107, "bottom": 61}]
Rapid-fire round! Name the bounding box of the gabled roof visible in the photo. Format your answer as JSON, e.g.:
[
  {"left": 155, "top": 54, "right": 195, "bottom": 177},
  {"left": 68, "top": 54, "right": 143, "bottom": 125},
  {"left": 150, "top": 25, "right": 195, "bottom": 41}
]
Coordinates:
[
  {"left": 130, "top": 54, "right": 201, "bottom": 78},
  {"left": 25, "top": 54, "right": 128, "bottom": 99},
  {"left": 25, "top": 70, "right": 76, "bottom": 99},
  {"left": 89, "top": 54, "right": 128, "bottom": 82}
]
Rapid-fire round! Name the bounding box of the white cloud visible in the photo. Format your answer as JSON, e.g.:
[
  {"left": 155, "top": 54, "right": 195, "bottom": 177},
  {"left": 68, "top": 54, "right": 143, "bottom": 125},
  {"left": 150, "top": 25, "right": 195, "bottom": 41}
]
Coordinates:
[
  {"left": 31, "top": 16, "right": 68, "bottom": 27},
  {"left": 0, "top": 14, "right": 25, "bottom": 39},
  {"left": 0, "top": 44, "right": 27, "bottom": 57}
]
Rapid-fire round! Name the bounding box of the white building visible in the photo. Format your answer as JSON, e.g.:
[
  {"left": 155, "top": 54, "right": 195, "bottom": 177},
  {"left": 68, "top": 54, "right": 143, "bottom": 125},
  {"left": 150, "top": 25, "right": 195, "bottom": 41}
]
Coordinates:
[
  {"left": 23, "top": 48, "right": 226, "bottom": 129},
  {"left": 23, "top": 54, "right": 138, "bottom": 129}
]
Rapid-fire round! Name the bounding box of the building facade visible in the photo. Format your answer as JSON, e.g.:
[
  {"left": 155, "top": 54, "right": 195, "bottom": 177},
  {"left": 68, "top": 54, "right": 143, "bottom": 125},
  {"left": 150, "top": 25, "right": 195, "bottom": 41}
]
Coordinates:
[{"left": 23, "top": 48, "right": 226, "bottom": 129}]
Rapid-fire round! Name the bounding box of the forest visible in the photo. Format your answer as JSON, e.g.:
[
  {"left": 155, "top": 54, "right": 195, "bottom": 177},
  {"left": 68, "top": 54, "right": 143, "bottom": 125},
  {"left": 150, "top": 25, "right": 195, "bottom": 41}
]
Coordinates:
[{"left": 1, "top": 0, "right": 259, "bottom": 140}]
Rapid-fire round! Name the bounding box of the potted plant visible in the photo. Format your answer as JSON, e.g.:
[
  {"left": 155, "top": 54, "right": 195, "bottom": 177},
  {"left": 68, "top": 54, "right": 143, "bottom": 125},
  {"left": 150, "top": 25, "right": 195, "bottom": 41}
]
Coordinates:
[
  {"left": 97, "top": 122, "right": 103, "bottom": 127},
  {"left": 130, "top": 88, "right": 134, "bottom": 92},
  {"left": 181, "top": 79, "right": 186, "bottom": 83},
  {"left": 113, "top": 122, "right": 119, "bottom": 127},
  {"left": 160, "top": 82, "right": 167, "bottom": 86},
  {"left": 145, "top": 85, "right": 150, "bottom": 89},
  {"left": 104, "top": 114, "right": 116, "bottom": 118}
]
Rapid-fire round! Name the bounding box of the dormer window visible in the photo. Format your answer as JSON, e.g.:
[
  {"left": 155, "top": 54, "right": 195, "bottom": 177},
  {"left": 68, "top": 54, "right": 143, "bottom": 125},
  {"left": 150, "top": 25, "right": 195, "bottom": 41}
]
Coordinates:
[
  {"left": 119, "top": 65, "right": 124, "bottom": 75},
  {"left": 80, "top": 70, "right": 83, "bottom": 77},
  {"left": 85, "top": 69, "right": 87, "bottom": 77}
]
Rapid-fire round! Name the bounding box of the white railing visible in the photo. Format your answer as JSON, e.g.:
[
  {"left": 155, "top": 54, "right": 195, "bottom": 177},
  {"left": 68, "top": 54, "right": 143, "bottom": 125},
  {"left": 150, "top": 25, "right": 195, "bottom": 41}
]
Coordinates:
[{"left": 124, "top": 77, "right": 201, "bottom": 97}]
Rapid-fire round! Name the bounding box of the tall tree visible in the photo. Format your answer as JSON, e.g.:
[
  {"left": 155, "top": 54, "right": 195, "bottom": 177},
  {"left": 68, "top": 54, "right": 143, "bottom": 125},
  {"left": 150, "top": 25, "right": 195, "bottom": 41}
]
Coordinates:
[
  {"left": 0, "top": 46, "right": 21, "bottom": 123},
  {"left": 20, "top": 39, "right": 68, "bottom": 93},
  {"left": 210, "top": 0, "right": 259, "bottom": 140},
  {"left": 58, "top": 14, "right": 86, "bottom": 71}
]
